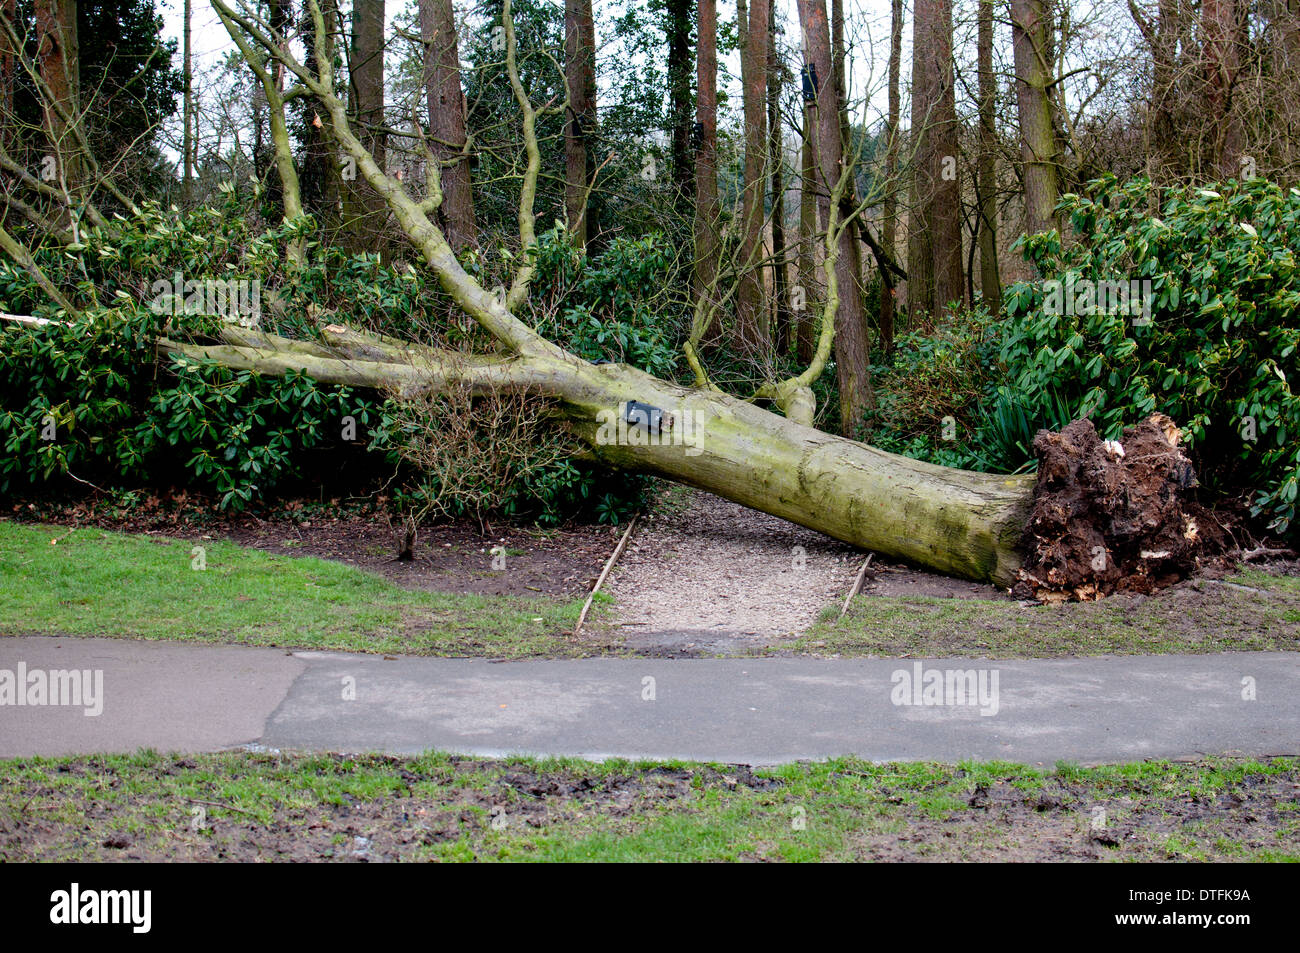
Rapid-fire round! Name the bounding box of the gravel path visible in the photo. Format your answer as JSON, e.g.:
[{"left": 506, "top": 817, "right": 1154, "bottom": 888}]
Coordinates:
[{"left": 606, "top": 489, "right": 862, "bottom": 653}]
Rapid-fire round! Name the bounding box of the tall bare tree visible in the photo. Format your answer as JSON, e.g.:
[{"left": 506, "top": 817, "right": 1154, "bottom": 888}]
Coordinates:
[
  {"left": 737, "top": 0, "right": 771, "bottom": 351},
  {"left": 421, "top": 0, "right": 477, "bottom": 251},
  {"left": 797, "top": 0, "right": 873, "bottom": 434},
  {"left": 564, "top": 0, "right": 597, "bottom": 247},
  {"left": 693, "top": 0, "right": 720, "bottom": 308},
  {"left": 976, "top": 0, "right": 1001, "bottom": 305},
  {"left": 667, "top": 0, "right": 694, "bottom": 209},
  {"left": 878, "top": 0, "right": 902, "bottom": 355},
  {"left": 1011, "top": 0, "right": 1061, "bottom": 236},
  {"left": 908, "top": 0, "right": 963, "bottom": 316},
  {"left": 33, "top": 0, "right": 82, "bottom": 208},
  {"left": 796, "top": 94, "right": 818, "bottom": 365},
  {"left": 346, "top": 0, "right": 387, "bottom": 252},
  {"left": 768, "top": 0, "right": 789, "bottom": 356},
  {"left": 1200, "top": 0, "right": 1245, "bottom": 176},
  {"left": 301, "top": 0, "right": 342, "bottom": 229}
]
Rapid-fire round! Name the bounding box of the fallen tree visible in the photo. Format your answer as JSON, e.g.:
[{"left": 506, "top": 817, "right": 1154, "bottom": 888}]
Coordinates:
[{"left": 0, "top": 1, "right": 1223, "bottom": 594}]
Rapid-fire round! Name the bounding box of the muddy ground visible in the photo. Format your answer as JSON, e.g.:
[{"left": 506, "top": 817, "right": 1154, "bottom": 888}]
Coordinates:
[{"left": 1, "top": 752, "right": 1295, "bottom": 862}]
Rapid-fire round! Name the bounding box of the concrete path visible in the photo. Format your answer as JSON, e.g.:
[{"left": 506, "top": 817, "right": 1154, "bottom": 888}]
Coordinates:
[{"left": 2, "top": 636, "right": 1297, "bottom": 765}]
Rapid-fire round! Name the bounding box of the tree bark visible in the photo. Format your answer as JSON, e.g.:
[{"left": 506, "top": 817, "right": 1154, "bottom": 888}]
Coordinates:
[
  {"left": 796, "top": 98, "right": 818, "bottom": 365},
  {"left": 908, "top": 0, "right": 963, "bottom": 317},
  {"left": 421, "top": 0, "right": 477, "bottom": 251},
  {"left": 564, "top": 0, "right": 597, "bottom": 247},
  {"left": 346, "top": 0, "right": 387, "bottom": 253},
  {"left": 1200, "top": 0, "right": 1244, "bottom": 177},
  {"left": 33, "top": 0, "right": 81, "bottom": 210},
  {"left": 768, "top": 0, "right": 789, "bottom": 358},
  {"left": 667, "top": 0, "right": 694, "bottom": 210},
  {"left": 737, "top": 0, "right": 770, "bottom": 352},
  {"left": 301, "top": 0, "right": 342, "bottom": 230},
  {"left": 798, "top": 0, "right": 873, "bottom": 436},
  {"left": 693, "top": 0, "right": 721, "bottom": 321},
  {"left": 976, "top": 0, "right": 1001, "bottom": 306},
  {"left": 878, "top": 0, "right": 901, "bottom": 354},
  {"left": 161, "top": 325, "right": 1033, "bottom": 586},
  {"left": 1011, "top": 0, "right": 1060, "bottom": 237}
]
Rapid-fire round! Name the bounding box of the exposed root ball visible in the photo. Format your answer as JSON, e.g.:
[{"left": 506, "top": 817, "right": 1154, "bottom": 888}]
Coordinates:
[{"left": 1013, "top": 414, "right": 1228, "bottom": 601}]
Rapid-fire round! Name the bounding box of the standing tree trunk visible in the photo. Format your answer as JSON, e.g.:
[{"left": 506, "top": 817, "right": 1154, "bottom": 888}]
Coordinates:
[
  {"left": 564, "top": 0, "right": 597, "bottom": 247},
  {"left": 0, "top": 0, "right": 16, "bottom": 155},
  {"left": 768, "top": 0, "right": 789, "bottom": 357},
  {"left": 796, "top": 98, "right": 818, "bottom": 365},
  {"left": 666, "top": 0, "right": 694, "bottom": 211},
  {"left": 422, "top": 0, "right": 477, "bottom": 251},
  {"left": 301, "top": 0, "right": 342, "bottom": 230},
  {"left": 1011, "top": 0, "right": 1060, "bottom": 237},
  {"left": 33, "top": 0, "right": 81, "bottom": 213},
  {"left": 693, "top": 0, "right": 720, "bottom": 312},
  {"left": 183, "top": 0, "right": 194, "bottom": 198},
  {"left": 346, "top": 0, "right": 387, "bottom": 253},
  {"left": 976, "top": 0, "right": 1001, "bottom": 306},
  {"left": 878, "top": 0, "right": 902, "bottom": 355},
  {"left": 1200, "top": 0, "right": 1244, "bottom": 177},
  {"left": 908, "top": 0, "right": 963, "bottom": 317},
  {"left": 737, "top": 0, "right": 771, "bottom": 353},
  {"left": 798, "top": 0, "right": 873, "bottom": 436}
]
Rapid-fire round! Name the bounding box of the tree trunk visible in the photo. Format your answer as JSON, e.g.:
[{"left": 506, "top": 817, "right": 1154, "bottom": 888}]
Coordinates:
[
  {"left": 693, "top": 0, "right": 721, "bottom": 317},
  {"left": 908, "top": 0, "right": 963, "bottom": 317},
  {"left": 768, "top": 0, "right": 789, "bottom": 358},
  {"left": 1011, "top": 0, "right": 1060, "bottom": 237},
  {"left": 796, "top": 99, "right": 818, "bottom": 366},
  {"left": 346, "top": 0, "right": 387, "bottom": 253},
  {"left": 421, "top": 0, "right": 477, "bottom": 251},
  {"left": 667, "top": 0, "right": 694, "bottom": 210},
  {"left": 798, "top": 0, "right": 873, "bottom": 436},
  {"left": 301, "top": 0, "right": 342, "bottom": 230},
  {"left": 976, "top": 0, "right": 1001, "bottom": 306},
  {"left": 33, "top": 0, "right": 81, "bottom": 211},
  {"left": 1200, "top": 0, "right": 1244, "bottom": 178},
  {"left": 879, "top": 0, "right": 901, "bottom": 354},
  {"left": 164, "top": 327, "right": 1033, "bottom": 586},
  {"left": 0, "top": 0, "right": 16, "bottom": 155},
  {"left": 564, "top": 0, "right": 598, "bottom": 247},
  {"left": 737, "top": 0, "right": 770, "bottom": 352},
  {"left": 183, "top": 0, "right": 194, "bottom": 198}
]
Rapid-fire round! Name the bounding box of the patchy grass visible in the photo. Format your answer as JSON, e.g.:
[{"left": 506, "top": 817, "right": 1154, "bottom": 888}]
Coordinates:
[
  {"left": 0, "top": 751, "right": 1295, "bottom": 862},
  {"left": 0, "top": 522, "right": 613, "bottom": 658},
  {"left": 785, "top": 571, "right": 1300, "bottom": 658}
]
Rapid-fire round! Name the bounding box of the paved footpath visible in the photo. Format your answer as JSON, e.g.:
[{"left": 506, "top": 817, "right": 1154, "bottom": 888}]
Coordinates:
[{"left": 2, "top": 636, "right": 1298, "bottom": 765}]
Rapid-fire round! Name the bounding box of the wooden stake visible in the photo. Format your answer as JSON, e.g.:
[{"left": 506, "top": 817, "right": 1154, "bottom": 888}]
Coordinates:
[
  {"left": 573, "top": 513, "right": 639, "bottom": 637},
  {"left": 837, "top": 553, "right": 874, "bottom": 621}
]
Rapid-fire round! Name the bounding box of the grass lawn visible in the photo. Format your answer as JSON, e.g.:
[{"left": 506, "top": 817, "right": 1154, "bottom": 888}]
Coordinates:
[
  {"left": 788, "top": 570, "right": 1300, "bottom": 658},
  {"left": 1, "top": 750, "right": 1295, "bottom": 862},
  {"left": 0, "top": 521, "right": 610, "bottom": 658}
]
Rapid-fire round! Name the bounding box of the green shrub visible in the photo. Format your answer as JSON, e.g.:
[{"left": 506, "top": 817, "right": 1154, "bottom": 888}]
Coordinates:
[
  {"left": 0, "top": 210, "right": 674, "bottom": 525},
  {"left": 995, "top": 174, "right": 1300, "bottom": 532}
]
